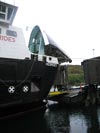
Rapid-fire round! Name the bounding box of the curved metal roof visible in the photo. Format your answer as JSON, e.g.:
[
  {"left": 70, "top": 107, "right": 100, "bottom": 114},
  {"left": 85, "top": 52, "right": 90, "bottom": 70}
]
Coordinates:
[
  {"left": 28, "top": 25, "right": 72, "bottom": 63},
  {"left": 45, "top": 33, "right": 72, "bottom": 63}
]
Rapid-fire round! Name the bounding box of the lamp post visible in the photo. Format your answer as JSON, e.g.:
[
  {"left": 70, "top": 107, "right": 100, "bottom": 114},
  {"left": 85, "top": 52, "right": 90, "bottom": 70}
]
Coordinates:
[{"left": 92, "top": 48, "right": 95, "bottom": 57}]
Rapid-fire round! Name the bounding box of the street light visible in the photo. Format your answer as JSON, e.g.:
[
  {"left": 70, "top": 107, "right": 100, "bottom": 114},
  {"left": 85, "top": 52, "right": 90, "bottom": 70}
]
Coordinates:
[{"left": 92, "top": 48, "right": 95, "bottom": 57}]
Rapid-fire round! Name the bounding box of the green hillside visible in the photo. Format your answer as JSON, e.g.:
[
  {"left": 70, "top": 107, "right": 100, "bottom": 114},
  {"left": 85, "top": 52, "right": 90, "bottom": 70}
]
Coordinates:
[{"left": 68, "top": 65, "right": 85, "bottom": 86}]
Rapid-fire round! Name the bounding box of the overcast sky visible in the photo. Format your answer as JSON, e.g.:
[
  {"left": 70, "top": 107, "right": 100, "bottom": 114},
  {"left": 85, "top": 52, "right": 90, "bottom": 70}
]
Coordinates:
[{"left": 4, "top": 0, "right": 100, "bottom": 65}]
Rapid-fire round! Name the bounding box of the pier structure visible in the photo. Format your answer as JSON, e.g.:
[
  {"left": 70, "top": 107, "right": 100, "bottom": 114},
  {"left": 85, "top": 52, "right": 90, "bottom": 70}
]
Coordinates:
[
  {"left": 48, "top": 56, "right": 100, "bottom": 106},
  {"left": 53, "top": 65, "right": 68, "bottom": 91},
  {"left": 82, "top": 56, "right": 100, "bottom": 106},
  {"left": 48, "top": 64, "right": 87, "bottom": 106}
]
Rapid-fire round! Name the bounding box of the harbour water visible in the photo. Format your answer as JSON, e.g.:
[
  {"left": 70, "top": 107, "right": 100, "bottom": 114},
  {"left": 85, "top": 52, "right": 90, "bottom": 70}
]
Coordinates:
[{"left": 0, "top": 102, "right": 100, "bottom": 133}]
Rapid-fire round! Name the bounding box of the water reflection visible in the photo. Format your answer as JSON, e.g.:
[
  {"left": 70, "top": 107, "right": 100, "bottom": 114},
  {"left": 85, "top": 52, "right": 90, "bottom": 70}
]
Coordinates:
[
  {"left": 45, "top": 103, "right": 100, "bottom": 133},
  {"left": 0, "top": 104, "right": 100, "bottom": 133},
  {"left": 83, "top": 107, "right": 100, "bottom": 133},
  {"left": 45, "top": 107, "right": 70, "bottom": 133}
]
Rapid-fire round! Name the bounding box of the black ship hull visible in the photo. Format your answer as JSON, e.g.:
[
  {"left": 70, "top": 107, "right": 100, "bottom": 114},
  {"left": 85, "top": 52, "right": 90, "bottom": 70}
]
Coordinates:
[
  {"left": 0, "top": 1, "right": 72, "bottom": 118},
  {"left": 0, "top": 57, "right": 58, "bottom": 109}
]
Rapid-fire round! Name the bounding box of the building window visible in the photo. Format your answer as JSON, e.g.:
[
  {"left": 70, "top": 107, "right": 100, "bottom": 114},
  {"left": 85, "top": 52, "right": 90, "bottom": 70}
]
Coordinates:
[
  {"left": 0, "top": 5, "right": 6, "bottom": 12},
  {"left": 0, "top": 28, "right": 1, "bottom": 34},
  {"left": 0, "top": 5, "right": 6, "bottom": 20},
  {"left": 7, "top": 7, "right": 13, "bottom": 20},
  {"left": 6, "top": 30, "right": 17, "bottom": 37},
  {"left": 0, "top": 13, "right": 5, "bottom": 19}
]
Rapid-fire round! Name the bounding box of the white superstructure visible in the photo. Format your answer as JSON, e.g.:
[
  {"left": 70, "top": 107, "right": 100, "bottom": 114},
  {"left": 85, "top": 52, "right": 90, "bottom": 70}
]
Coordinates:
[{"left": 0, "top": 1, "right": 30, "bottom": 59}]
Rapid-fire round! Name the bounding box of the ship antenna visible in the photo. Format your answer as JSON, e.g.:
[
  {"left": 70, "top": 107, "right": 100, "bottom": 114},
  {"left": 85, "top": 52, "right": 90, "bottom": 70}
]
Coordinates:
[{"left": 14, "top": 0, "right": 15, "bottom": 5}]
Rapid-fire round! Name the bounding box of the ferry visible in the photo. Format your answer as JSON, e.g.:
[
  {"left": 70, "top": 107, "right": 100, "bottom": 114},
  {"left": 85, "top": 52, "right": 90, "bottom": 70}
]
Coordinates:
[{"left": 0, "top": 1, "right": 71, "bottom": 115}]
